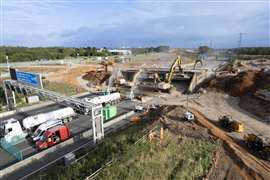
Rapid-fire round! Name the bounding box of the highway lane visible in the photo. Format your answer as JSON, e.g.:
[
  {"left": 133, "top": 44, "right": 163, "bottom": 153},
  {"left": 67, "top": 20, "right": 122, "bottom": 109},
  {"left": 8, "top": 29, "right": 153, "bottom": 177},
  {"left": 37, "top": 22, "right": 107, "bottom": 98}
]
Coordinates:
[
  {"left": 0, "top": 99, "right": 135, "bottom": 170},
  {"left": 2, "top": 110, "right": 137, "bottom": 180},
  {"left": 0, "top": 93, "right": 95, "bottom": 122}
]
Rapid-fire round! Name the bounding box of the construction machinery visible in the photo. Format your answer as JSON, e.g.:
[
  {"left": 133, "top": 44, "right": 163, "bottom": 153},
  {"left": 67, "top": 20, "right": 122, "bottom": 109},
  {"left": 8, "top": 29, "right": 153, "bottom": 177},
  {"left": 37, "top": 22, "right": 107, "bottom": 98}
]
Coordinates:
[
  {"left": 244, "top": 133, "right": 270, "bottom": 160},
  {"left": 157, "top": 56, "right": 183, "bottom": 91},
  {"left": 218, "top": 115, "right": 244, "bottom": 132}
]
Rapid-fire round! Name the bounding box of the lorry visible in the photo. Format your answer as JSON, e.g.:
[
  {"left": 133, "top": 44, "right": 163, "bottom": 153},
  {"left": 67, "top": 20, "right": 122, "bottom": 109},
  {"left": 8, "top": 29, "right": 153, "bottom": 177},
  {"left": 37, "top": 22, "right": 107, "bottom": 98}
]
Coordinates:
[
  {"left": 31, "top": 119, "right": 63, "bottom": 142},
  {"left": 22, "top": 107, "right": 75, "bottom": 131},
  {"left": 84, "top": 92, "right": 121, "bottom": 105},
  {"left": 0, "top": 107, "right": 75, "bottom": 144},
  {"left": 0, "top": 118, "right": 27, "bottom": 144},
  {"left": 36, "top": 124, "right": 71, "bottom": 150}
]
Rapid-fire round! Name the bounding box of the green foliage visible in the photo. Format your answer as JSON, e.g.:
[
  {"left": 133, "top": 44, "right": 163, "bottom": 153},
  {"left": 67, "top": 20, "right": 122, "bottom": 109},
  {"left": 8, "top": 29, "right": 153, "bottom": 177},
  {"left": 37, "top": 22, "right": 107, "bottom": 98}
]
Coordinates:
[
  {"left": 131, "top": 46, "right": 170, "bottom": 55},
  {"left": 34, "top": 121, "right": 153, "bottom": 180},
  {"left": 232, "top": 47, "right": 270, "bottom": 55},
  {"left": 0, "top": 46, "right": 112, "bottom": 63},
  {"left": 198, "top": 46, "right": 212, "bottom": 54}
]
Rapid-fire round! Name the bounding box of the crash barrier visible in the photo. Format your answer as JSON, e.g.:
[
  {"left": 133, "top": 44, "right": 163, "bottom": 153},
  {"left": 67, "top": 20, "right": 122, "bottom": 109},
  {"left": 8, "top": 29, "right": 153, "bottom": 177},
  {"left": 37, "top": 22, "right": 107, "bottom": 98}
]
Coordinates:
[{"left": 0, "top": 138, "right": 23, "bottom": 161}]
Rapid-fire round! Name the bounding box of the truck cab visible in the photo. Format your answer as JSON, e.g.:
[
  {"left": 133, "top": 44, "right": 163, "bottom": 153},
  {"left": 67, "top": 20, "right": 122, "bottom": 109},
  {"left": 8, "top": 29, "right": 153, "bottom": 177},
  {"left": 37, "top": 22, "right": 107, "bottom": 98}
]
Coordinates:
[
  {"left": 0, "top": 118, "right": 27, "bottom": 144},
  {"left": 36, "top": 125, "right": 70, "bottom": 150}
]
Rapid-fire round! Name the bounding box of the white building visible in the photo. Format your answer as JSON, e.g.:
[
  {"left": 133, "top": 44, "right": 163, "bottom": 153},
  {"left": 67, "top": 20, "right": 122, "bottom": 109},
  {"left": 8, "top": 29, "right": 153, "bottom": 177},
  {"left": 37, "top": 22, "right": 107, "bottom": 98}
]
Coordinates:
[{"left": 108, "top": 49, "right": 132, "bottom": 56}]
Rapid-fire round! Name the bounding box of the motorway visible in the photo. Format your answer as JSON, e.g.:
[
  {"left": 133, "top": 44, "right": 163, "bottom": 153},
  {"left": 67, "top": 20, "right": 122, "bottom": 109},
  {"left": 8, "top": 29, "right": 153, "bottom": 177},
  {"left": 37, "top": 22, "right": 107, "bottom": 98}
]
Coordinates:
[{"left": 0, "top": 93, "right": 135, "bottom": 170}]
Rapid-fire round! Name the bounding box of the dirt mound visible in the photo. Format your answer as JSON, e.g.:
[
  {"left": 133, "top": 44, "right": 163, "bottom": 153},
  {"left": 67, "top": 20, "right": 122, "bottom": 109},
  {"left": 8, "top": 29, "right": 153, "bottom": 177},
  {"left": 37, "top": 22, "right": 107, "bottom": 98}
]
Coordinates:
[
  {"left": 209, "top": 70, "right": 270, "bottom": 96},
  {"left": 82, "top": 70, "right": 111, "bottom": 86}
]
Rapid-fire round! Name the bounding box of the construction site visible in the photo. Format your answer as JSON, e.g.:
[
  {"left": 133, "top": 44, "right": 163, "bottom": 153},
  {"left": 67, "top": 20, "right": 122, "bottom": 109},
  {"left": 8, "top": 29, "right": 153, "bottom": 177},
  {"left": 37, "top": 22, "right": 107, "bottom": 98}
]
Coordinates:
[
  {"left": 0, "top": 1, "right": 269, "bottom": 179},
  {"left": 0, "top": 48, "right": 269, "bottom": 180}
]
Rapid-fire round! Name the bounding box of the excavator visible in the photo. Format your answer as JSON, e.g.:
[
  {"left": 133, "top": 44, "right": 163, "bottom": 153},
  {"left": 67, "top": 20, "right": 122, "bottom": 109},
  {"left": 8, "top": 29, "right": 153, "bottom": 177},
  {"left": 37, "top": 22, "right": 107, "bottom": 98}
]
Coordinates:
[
  {"left": 157, "top": 55, "right": 202, "bottom": 92},
  {"left": 218, "top": 115, "right": 244, "bottom": 132},
  {"left": 244, "top": 133, "right": 270, "bottom": 160},
  {"left": 157, "top": 56, "right": 183, "bottom": 91}
]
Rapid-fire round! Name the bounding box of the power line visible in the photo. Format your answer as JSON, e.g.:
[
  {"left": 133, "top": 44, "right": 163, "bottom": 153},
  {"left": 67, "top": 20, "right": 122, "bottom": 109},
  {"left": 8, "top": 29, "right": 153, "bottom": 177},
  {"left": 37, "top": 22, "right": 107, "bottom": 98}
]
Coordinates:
[{"left": 238, "top": 33, "right": 243, "bottom": 48}]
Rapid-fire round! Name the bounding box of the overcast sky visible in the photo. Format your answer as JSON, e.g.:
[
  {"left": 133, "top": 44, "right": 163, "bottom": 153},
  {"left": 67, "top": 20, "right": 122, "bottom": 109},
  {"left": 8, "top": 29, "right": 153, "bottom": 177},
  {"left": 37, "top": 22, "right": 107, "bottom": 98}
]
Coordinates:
[{"left": 1, "top": 0, "right": 269, "bottom": 48}]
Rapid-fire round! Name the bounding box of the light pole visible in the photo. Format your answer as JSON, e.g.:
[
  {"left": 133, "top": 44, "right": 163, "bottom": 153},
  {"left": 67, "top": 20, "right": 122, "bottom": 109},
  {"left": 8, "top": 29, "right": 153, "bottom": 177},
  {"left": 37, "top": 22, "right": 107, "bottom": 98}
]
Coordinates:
[{"left": 6, "top": 55, "right": 10, "bottom": 72}]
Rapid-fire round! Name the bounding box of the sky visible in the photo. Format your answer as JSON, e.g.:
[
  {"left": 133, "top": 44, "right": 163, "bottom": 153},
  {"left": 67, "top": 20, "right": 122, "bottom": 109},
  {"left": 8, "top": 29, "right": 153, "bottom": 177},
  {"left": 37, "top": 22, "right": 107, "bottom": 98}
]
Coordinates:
[{"left": 0, "top": 0, "right": 269, "bottom": 48}]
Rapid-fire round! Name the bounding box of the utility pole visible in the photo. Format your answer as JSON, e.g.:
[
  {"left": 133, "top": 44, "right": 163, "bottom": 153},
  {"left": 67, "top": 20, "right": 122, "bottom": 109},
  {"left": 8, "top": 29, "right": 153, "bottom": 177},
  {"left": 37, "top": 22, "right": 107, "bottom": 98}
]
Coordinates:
[{"left": 238, "top": 33, "right": 243, "bottom": 48}]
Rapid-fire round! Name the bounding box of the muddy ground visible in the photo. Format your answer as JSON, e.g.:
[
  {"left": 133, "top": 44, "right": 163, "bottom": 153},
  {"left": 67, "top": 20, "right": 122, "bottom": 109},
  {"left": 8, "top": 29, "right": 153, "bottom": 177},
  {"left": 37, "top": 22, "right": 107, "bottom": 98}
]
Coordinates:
[{"left": 159, "top": 106, "right": 270, "bottom": 180}]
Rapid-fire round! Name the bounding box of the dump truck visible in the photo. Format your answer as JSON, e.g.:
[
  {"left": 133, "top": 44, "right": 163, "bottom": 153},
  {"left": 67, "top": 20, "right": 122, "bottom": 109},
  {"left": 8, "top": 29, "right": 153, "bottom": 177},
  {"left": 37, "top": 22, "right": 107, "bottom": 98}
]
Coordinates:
[
  {"left": 218, "top": 115, "right": 244, "bottom": 132},
  {"left": 36, "top": 124, "right": 71, "bottom": 150},
  {"left": 244, "top": 133, "right": 270, "bottom": 160}
]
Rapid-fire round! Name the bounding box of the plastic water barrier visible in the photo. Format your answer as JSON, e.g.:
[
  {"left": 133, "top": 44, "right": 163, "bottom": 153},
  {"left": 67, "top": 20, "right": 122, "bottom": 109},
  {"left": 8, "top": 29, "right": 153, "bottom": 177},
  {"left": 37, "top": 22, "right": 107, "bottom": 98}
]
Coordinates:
[{"left": 0, "top": 138, "right": 23, "bottom": 161}]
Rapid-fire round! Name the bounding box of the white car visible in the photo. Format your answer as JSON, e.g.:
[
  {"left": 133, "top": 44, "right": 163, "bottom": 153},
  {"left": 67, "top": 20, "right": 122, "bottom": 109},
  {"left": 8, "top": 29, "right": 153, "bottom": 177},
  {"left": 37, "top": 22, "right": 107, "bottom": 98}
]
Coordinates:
[{"left": 184, "top": 111, "right": 195, "bottom": 121}]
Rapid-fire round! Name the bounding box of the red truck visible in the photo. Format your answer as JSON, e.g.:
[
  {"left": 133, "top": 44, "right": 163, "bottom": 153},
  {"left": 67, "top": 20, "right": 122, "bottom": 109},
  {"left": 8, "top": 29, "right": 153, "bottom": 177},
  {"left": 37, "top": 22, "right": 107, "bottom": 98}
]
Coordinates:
[{"left": 36, "top": 124, "right": 71, "bottom": 150}]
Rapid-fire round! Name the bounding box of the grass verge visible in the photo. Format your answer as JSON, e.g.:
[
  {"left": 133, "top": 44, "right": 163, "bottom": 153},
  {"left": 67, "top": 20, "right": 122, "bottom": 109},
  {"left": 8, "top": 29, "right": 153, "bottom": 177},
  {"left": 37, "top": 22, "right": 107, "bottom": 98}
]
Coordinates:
[
  {"left": 34, "top": 118, "right": 218, "bottom": 180},
  {"left": 97, "top": 129, "right": 218, "bottom": 180},
  {"left": 43, "top": 81, "right": 85, "bottom": 96}
]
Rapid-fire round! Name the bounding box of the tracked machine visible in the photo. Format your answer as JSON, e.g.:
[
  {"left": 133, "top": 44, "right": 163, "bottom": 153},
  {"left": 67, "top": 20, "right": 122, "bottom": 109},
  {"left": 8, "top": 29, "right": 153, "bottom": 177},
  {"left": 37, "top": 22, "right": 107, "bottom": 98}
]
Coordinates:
[
  {"left": 244, "top": 134, "right": 270, "bottom": 160},
  {"left": 218, "top": 115, "right": 244, "bottom": 133}
]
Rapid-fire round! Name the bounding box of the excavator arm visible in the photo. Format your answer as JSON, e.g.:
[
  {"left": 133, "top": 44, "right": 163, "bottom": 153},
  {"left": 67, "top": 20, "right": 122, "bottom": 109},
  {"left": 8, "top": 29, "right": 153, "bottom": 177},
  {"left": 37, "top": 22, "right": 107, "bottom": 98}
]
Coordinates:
[{"left": 166, "top": 56, "right": 183, "bottom": 83}]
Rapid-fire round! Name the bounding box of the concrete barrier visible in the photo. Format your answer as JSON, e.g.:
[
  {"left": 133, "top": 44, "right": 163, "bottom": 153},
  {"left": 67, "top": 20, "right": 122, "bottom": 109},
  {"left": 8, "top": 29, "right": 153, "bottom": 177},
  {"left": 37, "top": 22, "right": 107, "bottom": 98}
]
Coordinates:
[{"left": 0, "top": 110, "right": 16, "bottom": 119}]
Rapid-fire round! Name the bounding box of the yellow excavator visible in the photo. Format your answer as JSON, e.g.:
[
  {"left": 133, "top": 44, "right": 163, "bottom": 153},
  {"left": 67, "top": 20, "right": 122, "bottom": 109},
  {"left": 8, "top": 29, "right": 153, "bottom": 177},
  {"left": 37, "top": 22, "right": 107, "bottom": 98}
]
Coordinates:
[
  {"left": 244, "top": 134, "right": 270, "bottom": 160},
  {"left": 157, "top": 56, "right": 183, "bottom": 91},
  {"left": 218, "top": 115, "right": 244, "bottom": 133}
]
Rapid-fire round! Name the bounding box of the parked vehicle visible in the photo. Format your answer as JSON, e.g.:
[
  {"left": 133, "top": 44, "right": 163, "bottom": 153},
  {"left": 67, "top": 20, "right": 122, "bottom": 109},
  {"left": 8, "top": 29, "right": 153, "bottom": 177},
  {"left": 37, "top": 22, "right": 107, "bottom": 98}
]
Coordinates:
[
  {"left": 22, "top": 107, "right": 75, "bottom": 131},
  {"left": 36, "top": 124, "right": 71, "bottom": 150},
  {"left": 84, "top": 92, "right": 121, "bottom": 105},
  {"left": 244, "top": 133, "right": 270, "bottom": 160},
  {"left": 31, "top": 119, "right": 63, "bottom": 142},
  {"left": 183, "top": 111, "right": 195, "bottom": 121},
  {"left": 219, "top": 115, "right": 244, "bottom": 132}
]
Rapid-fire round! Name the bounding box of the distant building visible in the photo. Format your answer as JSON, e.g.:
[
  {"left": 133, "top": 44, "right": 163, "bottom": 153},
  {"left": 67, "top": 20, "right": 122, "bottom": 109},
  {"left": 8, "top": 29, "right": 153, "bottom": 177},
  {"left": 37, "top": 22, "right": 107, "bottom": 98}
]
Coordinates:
[{"left": 108, "top": 49, "right": 132, "bottom": 56}]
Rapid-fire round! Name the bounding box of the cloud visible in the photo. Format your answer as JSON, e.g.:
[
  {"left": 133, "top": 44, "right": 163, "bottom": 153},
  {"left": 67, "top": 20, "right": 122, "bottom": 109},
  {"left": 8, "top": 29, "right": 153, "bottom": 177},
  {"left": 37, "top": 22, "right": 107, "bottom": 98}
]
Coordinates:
[{"left": 2, "top": 0, "right": 269, "bottom": 47}]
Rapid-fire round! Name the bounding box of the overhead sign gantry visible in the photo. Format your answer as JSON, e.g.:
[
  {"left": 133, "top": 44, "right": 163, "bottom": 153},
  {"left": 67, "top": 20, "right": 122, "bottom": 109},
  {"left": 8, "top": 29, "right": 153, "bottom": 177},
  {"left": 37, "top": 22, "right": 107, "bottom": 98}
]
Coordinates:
[{"left": 3, "top": 69, "right": 104, "bottom": 143}]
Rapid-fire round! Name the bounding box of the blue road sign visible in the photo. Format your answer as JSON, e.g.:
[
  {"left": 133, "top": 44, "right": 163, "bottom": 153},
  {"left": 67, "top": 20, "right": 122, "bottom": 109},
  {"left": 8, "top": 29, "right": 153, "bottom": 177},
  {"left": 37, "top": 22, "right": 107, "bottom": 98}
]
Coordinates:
[{"left": 16, "top": 71, "right": 42, "bottom": 88}]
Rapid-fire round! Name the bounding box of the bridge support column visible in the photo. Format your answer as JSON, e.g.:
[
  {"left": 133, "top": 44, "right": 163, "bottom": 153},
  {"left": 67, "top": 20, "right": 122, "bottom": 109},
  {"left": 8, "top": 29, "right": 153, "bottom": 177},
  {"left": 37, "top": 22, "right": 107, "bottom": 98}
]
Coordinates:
[
  {"left": 91, "top": 105, "right": 104, "bottom": 143},
  {"left": 3, "top": 83, "right": 16, "bottom": 110}
]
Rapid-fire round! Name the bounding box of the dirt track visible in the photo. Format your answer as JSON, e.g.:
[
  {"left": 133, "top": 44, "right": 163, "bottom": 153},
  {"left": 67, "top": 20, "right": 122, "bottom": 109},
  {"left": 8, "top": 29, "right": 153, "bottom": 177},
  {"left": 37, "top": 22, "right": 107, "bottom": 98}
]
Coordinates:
[{"left": 190, "top": 108, "right": 270, "bottom": 179}]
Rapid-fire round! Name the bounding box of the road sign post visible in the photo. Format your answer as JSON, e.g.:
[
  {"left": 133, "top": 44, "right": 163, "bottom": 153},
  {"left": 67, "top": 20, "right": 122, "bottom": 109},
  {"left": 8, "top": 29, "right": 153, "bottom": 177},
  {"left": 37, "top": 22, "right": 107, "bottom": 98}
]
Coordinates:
[
  {"left": 3, "top": 82, "right": 16, "bottom": 110},
  {"left": 91, "top": 105, "right": 104, "bottom": 143}
]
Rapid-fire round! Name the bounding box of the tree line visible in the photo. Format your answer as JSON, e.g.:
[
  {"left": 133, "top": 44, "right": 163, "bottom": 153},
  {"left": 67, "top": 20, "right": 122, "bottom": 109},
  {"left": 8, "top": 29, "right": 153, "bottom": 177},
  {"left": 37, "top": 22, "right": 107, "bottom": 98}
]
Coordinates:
[
  {"left": 131, "top": 46, "right": 170, "bottom": 55},
  {"left": 232, "top": 47, "right": 270, "bottom": 55},
  {"left": 0, "top": 46, "right": 111, "bottom": 63}
]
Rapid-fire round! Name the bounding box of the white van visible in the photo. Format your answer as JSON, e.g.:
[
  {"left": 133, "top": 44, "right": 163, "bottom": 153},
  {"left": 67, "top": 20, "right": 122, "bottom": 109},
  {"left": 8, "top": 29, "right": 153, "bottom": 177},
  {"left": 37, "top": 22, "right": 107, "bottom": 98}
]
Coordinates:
[{"left": 31, "top": 119, "right": 63, "bottom": 141}]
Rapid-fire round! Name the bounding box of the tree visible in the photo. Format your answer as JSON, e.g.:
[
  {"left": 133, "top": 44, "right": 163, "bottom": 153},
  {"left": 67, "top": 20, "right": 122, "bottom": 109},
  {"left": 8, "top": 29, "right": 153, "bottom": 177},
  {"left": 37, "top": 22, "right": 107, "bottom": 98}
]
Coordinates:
[{"left": 198, "top": 46, "right": 211, "bottom": 54}]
